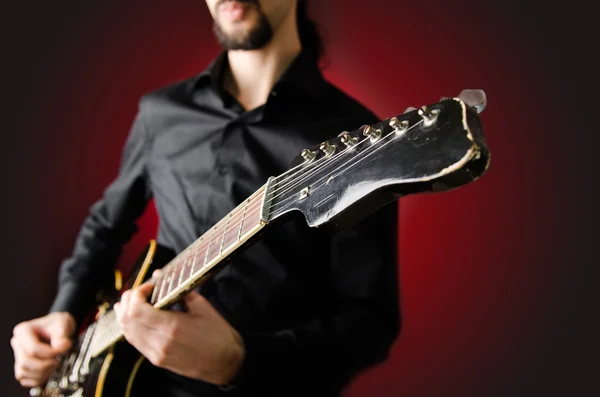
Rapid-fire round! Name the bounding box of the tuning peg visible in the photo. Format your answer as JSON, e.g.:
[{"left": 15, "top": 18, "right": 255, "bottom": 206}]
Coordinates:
[
  {"left": 457, "top": 89, "right": 487, "bottom": 113},
  {"left": 403, "top": 107, "right": 417, "bottom": 114},
  {"left": 389, "top": 117, "right": 409, "bottom": 135},
  {"left": 417, "top": 106, "right": 440, "bottom": 127},
  {"left": 362, "top": 125, "right": 382, "bottom": 143},
  {"left": 301, "top": 149, "right": 316, "bottom": 162},
  {"left": 319, "top": 141, "right": 336, "bottom": 156},
  {"left": 340, "top": 133, "right": 358, "bottom": 147}
]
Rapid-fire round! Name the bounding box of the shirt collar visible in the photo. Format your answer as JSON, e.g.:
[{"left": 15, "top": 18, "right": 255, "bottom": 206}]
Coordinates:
[
  {"left": 188, "top": 51, "right": 228, "bottom": 95},
  {"left": 188, "top": 50, "right": 326, "bottom": 99}
]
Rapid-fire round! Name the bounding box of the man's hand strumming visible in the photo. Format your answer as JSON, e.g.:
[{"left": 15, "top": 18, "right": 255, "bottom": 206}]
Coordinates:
[{"left": 11, "top": 312, "right": 76, "bottom": 387}]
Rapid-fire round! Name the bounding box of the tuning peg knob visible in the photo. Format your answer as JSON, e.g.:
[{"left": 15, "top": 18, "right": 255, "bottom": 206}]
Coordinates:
[
  {"left": 301, "top": 149, "right": 316, "bottom": 162},
  {"left": 418, "top": 106, "right": 440, "bottom": 127},
  {"left": 362, "top": 125, "right": 382, "bottom": 142},
  {"left": 340, "top": 133, "right": 358, "bottom": 147},
  {"left": 389, "top": 117, "right": 409, "bottom": 135},
  {"left": 403, "top": 107, "right": 417, "bottom": 114},
  {"left": 319, "top": 141, "right": 336, "bottom": 156},
  {"left": 457, "top": 89, "right": 487, "bottom": 113}
]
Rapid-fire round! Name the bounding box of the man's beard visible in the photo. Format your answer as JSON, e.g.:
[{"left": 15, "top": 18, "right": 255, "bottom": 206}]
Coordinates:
[{"left": 212, "top": 1, "right": 274, "bottom": 50}]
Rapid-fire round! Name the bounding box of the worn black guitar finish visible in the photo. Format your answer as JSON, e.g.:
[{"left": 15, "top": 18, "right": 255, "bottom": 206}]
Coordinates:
[{"left": 33, "top": 90, "right": 491, "bottom": 397}]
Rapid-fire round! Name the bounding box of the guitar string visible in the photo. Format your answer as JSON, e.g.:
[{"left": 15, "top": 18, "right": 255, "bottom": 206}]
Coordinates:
[
  {"left": 265, "top": 130, "right": 366, "bottom": 193},
  {"left": 262, "top": 131, "right": 377, "bottom": 205},
  {"left": 259, "top": 115, "right": 425, "bottom": 210},
  {"left": 270, "top": 119, "right": 424, "bottom": 218},
  {"left": 265, "top": 110, "right": 424, "bottom": 195}
]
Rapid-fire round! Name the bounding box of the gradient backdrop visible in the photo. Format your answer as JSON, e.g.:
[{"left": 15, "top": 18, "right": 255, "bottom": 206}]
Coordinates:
[{"left": 1, "top": 1, "right": 597, "bottom": 396}]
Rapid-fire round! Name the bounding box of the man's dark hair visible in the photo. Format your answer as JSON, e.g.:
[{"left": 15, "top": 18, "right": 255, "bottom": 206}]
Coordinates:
[{"left": 297, "top": 0, "right": 323, "bottom": 61}]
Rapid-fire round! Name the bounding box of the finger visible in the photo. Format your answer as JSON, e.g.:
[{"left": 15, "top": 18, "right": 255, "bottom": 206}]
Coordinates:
[
  {"left": 127, "top": 289, "right": 176, "bottom": 331},
  {"left": 118, "top": 316, "right": 166, "bottom": 362},
  {"left": 12, "top": 340, "right": 60, "bottom": 372},
  {"left": 15, "top": 357, "right": 58, "bottom": 381},
  {"left": 48, "top": 335, "right": 72, "bottom": 354},
  {"left": 12, "top": 327, "right": 57, "bottom": 359},
  {"left": 132, "top": 280, "right": 156, "bottom": 304},
  {"left": 18, "top": 377, "right": 43, "bottom": 388},
  {"left": 38, "top": 315, "right": 74, "bottom": 353},
  {"left": 120, "top": 290, "right": 132, "bottom": 314},
  {"left": 113, "top": 302, "right": 122, "bottom": 320},
  {"left": 18, "top": 355, "right": 58, "bottom": 373},
  {"left": 152, "top": 269, "right": 163, "bottom": 282},
  {"left": 136, "top": 282, "right": 155, "bottom": 298}
]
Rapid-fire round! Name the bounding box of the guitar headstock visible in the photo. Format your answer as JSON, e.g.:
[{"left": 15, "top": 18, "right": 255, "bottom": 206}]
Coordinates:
[{"left": 263, "top": 90, "right": 491, "bottom": 230}]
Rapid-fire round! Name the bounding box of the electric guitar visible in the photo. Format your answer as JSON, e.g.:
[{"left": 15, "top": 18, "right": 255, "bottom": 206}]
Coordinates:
[{"left": 31, "top": 89, "right": 491, "bottom": 397}]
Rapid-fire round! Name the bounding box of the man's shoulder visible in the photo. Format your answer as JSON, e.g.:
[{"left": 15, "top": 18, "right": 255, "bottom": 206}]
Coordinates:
[{"left": 137, "top": 77, "right": 197, "bottom": 113}]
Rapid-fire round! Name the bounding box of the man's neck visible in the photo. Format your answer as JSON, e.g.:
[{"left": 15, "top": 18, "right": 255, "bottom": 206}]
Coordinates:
[{"left": 223, "top": 11, "right": 302, "bottom": 111}]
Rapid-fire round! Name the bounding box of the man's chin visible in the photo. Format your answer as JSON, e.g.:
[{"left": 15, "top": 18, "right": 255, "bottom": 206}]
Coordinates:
[{"left": 213, "top": 9, "right": 273, "bottom": 51}]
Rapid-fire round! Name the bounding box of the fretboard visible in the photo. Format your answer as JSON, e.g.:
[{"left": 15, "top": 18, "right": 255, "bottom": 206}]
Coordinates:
[{"left": 89, "top": 183, "right": 270, "bottom": 358}]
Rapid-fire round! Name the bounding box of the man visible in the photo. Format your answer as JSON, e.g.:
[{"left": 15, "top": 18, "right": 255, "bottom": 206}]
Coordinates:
[{"left": 11, "top": 0, "right": 400, "bottom": 395}]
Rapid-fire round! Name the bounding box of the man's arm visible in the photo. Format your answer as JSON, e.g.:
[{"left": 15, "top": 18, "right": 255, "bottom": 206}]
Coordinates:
[{"left": 49, "top": 108, "right": 152, "bottom": 326}]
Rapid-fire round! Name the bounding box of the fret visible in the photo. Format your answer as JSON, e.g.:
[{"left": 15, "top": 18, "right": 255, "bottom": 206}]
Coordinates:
[
  {"left": 158, "top": 270, "right": 171, "bottom": 301},
  {"left": 151, "top": 275, "right": 162, "bottom": 304},
  {"left": 178, "top": 250, "right": 193, "bottom": 287},
  {"left": 155, "top": 275, "right": 166, "bottom": 304},
  {"left": 205, "top": 220, "right": 229, "bottom": 267},
  {"left": 222, "top": 217, "right": 241, "bottom": 253},
  {"left": 203, "top": 231, "right": 215, "bottom": 268},
  {"left": 194, "top": 242, "right": 208, "bottom": 273},
  {"left": 176, "top": 257, "right": 185, "bottom": 290},
  {"left": 192, "top": 244, "right": 198, "bottom": 272},
  {"left": 169, "top": 262, "right": 183, "bottom": 294},
  {"left": 219, "top": 215, "right": 231, "bottom": 255},
  {"left": 241, "top": 206, "right": 261, "bottom": 236},
  {"left": 238, "top": 199, "right": 249, "bottom": 241},
  {"left": 167, "top": 266, "right": 178, "bottom": 295},
  {"left": 188, "top": 244, "right": 199, "bottom": 278}
]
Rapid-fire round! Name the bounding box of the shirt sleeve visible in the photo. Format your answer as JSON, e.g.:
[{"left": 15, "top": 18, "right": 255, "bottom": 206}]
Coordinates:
[
  {"left": 229, "top": 202, "right": 401, "bottom": 395},
  {"left": 48, "top": 108, "right": 152, "bottom": 326}
]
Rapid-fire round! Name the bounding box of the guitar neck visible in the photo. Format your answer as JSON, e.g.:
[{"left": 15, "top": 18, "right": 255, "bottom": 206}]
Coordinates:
[
  {"left": 151, "top": 182, "right": 270, "bottom": 308},
  {"left": 89, "top": 181, "right": 272, "bottom": 357}
]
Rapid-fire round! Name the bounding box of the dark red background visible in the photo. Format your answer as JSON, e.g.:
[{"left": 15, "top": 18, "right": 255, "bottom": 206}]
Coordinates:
[{"left": 1, "top": 1, "right": 597, "bottom": 396}]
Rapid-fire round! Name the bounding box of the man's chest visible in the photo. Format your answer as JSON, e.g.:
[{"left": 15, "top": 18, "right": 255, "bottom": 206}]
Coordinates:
[{"left": 144, "top": 109, "right": 338, "bottom": 232}]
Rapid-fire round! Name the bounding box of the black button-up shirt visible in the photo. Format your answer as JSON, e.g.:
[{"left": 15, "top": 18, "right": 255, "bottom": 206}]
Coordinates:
[{"left": 50, "top": 51, "right": 400, "bottom": 396}]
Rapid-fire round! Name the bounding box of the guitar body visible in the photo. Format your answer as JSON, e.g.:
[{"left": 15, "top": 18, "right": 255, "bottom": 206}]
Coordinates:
[
  {"left": 40, "top": 241, "right": 174, "bottom": 397},
  {"left": 78, "top": 344, "right": 147, "bottom": 397}
]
